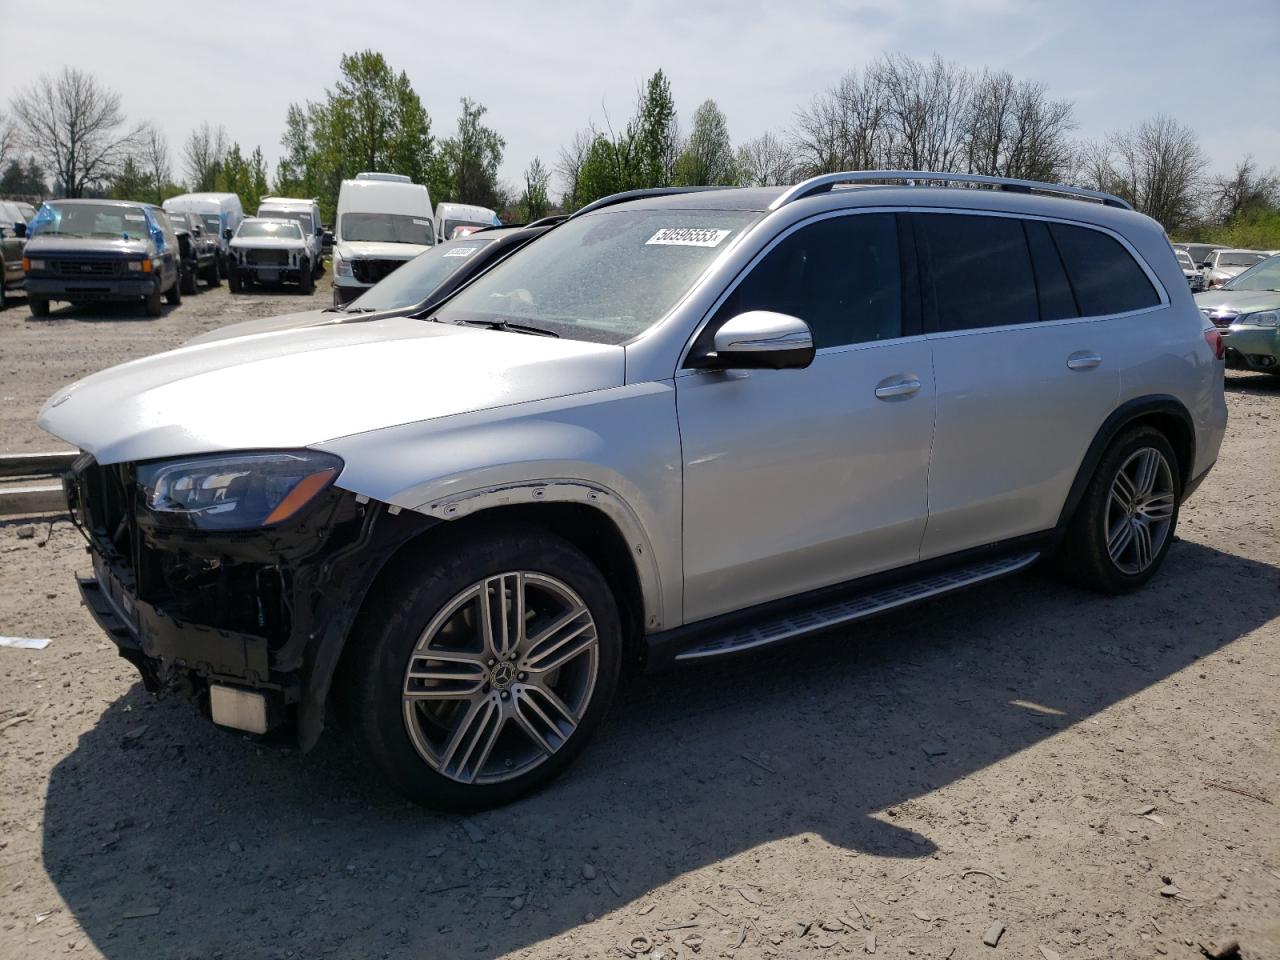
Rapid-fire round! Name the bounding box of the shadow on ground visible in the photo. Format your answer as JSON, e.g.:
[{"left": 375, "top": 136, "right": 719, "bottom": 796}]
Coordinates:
[{"left": 41, "top": 540, "right": 1280, "bottom": 958}]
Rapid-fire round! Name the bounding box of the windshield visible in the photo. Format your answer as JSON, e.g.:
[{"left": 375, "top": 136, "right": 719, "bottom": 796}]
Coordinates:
[
  {"left": 1218, "top": 252, "right": 1266, "bottom": 268},
  {"left": 1184, "top": 244, "right": 1217, "bottom": 263},
  {"left": 1175, "top": 250, "right": 1194, "bottom": 269},
  {"left": 445, "top": 219, "right": 492, "bottom": 239},
  {"left": 340, "top": 212, "right": 434, "bottom": 245},
  {"left": 237, "top": 221, "right": 302, "bottom": 240},
  {"left": 1223, "top": 255, "right": 1280, "bottom": 292},
  {"left": 30, "top": 202, "right": 153, "bottom": 240},
  {"left": 200, "top": 214, "right": 222, "bottom": 232},
  {"left": 262, "top": 209, "right": 313, "bottom": 234},
  {"left": 347, "top": 238, "right": 497, "bottom": 312},
  {"left": 435, "top": 208, "right": 760, "bottom": 344}
]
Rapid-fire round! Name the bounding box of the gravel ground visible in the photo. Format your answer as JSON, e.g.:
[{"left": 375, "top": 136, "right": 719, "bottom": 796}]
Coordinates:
[{"left": 0, "top": 284, "right": 1277, "bottom": 960}]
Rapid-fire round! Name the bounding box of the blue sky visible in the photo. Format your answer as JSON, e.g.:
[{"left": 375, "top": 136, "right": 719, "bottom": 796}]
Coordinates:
[{"left": 2, "top": 0, "right": 1276, "bottom": 193}]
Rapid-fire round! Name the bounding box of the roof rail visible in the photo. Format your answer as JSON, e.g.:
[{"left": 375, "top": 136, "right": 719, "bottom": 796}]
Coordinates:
[
  {"left": 769, "top": 170, "right": 1133, "bottom": 211},
  {"left": 569, "top": 185, "right": 735, "bottom": 219}
]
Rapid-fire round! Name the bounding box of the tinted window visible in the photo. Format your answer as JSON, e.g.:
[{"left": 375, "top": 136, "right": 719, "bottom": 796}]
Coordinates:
[
  {"left": 1025, "top": 220, "right": 1078, "bottom": 321},
  {"left": 1049, "top": 223, "right": 1159, "bottom": 316},
  {"left": 918, "top": 213, "right": 1037, "bottom": 331},
  {"left": 711, "top": 213, "right": 902, "bottom": 349}
]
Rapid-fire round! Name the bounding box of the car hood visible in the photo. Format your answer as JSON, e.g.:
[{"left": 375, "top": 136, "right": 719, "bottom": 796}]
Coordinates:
[
  {"left": 38, "top": 317, "right": 626, "bottom": 465},
  {"left": 24, "top": 235, "right": 150, "bottom": 258},
  {"left": 1194, "top": 289, "right": 1280, "bottom": 314},
  {"left": 183, "top": 308, "right": 370, "bottom": 345},
  {"left": 231, "top": 236, "right": 304, "bottom": 251},
  {"left": 336, "top": 240, "right": 429, "bottom": 260}
]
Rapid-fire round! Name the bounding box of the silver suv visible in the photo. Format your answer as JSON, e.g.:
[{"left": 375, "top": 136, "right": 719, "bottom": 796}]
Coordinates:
[{"left": 39, "top": 172, "right": 1227, "bottom": 809}]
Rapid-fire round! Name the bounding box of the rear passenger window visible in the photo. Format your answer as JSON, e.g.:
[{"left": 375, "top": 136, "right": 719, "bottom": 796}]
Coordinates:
[
  {"left": 1048, "top": 223, "right": 1159, "bottom": 316},
  {"left": 1024, "top": 220, "right": 1078, "bottom": 321},
  {"left": 712, "top": 213, "right": 902, "bottom": 349},
  {"left": 917, "top": 214, "right": 1038, "bottom": 331}
]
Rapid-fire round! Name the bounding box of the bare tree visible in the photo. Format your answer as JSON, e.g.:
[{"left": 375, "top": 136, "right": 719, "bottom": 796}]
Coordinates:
[
  {"left": 555, "top": 126, "right": 595, "bottom": 208},
  {"left": 9, "top": 67, "right": 141, "bottom": 197},
  {"left": 791, "top": 67, "right": 889, "bottom": 176},
  {"left": 183, "top": 122, "right": 228, "bottom": 192},
  {"left": 1107, "top": 115, "right": 1207, "bottom": 231},
  {"left": 137, "top": 123, "right": 172, "bottom": 202},
  {"left": 736, "top": 131, "right": 797, "bottom": 186},
  {"left": 0, "top": 112, "right": 16, "bottom": 172},
  {"left": 965, "top": 70, "right": 1075, "bottom": 182},
  {"left": 1209, "top": 155, "right": 1280, "bottom": 225},
  {"left": 878, "top": 53, "right": 971, "bottom": 172}
]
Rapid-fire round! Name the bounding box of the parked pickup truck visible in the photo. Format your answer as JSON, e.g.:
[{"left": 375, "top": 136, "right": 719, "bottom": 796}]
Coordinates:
[
  {"left": 165, "top": 210, "right": 221, "bottom": 294},
  {"left": 227, "top": 218, "right": 315, "bottom": 294},
  {"left": 23, "top": 199, "right": 182, "bottom": 317}
]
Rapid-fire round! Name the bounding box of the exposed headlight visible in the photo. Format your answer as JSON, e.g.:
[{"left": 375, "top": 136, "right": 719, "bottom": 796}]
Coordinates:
[
  {"left": 136, "top": 451, "right": 343, "bottom": 531},
  {"left": 1241, "top": 310, "right": 1279, "bottom": 327},
  {"left": 334, "top": 254, "right": 351, "bottom": 278},
  {"left": 24, "top": 258, "right": 44, "bottom": 271},
  {"left": 126, "top": 259, "right": 152, "bottom": 273}
]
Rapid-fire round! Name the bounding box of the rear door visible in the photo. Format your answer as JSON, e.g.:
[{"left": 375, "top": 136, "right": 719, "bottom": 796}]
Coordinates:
[
  {"left": 677, "top": 211, "right": 936, "bottom": 622},
  {"left": 917, "top": 212, "right": 1162, "bottom": 559}
]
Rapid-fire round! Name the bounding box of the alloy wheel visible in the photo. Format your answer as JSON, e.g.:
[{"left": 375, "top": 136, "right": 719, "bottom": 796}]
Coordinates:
[
  {"left": 401, "top": 571, "right": 599, "bottom": 785},
  {"left": 1105, "top": 447, "right": 1176, "bottom": 575}
]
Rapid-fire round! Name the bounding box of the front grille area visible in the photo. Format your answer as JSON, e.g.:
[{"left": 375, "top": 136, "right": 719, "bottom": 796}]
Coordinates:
[
  {"left": 351, "top": 258, "right": 407, "bottom": 284},
  {"left": 51, "top": 259, "right": 121, "bottom": 276},
  {"left": 1209, "top": 313, "right": 1238, "bottom": 328},
  {"left": 245, "top": 249, "right": 289, "bottom": 266},
  {"left": 70, "top": 457, "right": 137, "bottom": 572}
]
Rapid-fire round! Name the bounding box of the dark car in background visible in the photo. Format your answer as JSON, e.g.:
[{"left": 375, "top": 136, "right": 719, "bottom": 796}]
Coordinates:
[
  {"left": 166, "top": 210, "right": 221, "bottom": 294},
  {"left": 23, "top": 199, "right": 182, "bottom": 317},
  {"left": 0, "top": 201, "right": 28, "bottom": 310}
]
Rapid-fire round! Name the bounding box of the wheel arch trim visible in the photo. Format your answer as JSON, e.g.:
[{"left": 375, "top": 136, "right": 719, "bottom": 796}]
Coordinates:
[{"left": 1057, "top": 394, "right": 1196, "bottom": 529}]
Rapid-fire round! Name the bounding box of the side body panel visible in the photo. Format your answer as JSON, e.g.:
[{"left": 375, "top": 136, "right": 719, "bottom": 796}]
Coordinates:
[{"left": 315, "top": 382, "right": 684, "bottom": 632}]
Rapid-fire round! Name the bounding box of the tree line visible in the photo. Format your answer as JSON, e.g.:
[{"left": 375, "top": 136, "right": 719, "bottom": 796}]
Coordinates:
[{"left": 2, "top": 53, "right": 1276, "bottom": 246}]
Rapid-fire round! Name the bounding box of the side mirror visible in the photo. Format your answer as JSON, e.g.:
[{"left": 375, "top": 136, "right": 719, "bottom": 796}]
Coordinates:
[
  {"left": 694, "top": 311, "right": 815, "bottom": 370},
  {"left": 223, "top": 228, "right": 234, "bottom": 241}
]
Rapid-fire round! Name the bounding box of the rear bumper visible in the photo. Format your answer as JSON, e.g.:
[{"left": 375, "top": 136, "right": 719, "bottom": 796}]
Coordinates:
[{"left": 26, "top": 275, "right": 158, "bottom": 301}]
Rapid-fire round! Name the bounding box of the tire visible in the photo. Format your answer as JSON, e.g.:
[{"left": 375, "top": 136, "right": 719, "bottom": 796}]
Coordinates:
[
  {"left": 203, "top": 260, "right": 220, "bottom": 287},
  {"left": 312, "top": 255, "right": 324, "bottom": 279},
  {"left": 228, "top": 268, "right": 242, "bottom": 293},
  {"left": 29, "top": 297, "right": 50, "bottom": 318},
  {"left": 0, "top": 280, "right": 7, "bottom": 311},
  {"left": 342, "top": 525, "right": 623, "bottom": 810},
  {"left": 299, "top": 260, "right": 314, "bottom": 294},
  {"left": 144, "top": 288, "right": 163, "bottom": 317},
  {"left": 1058, "top": 425, "right": 1181, "bottom": 594},
  {"left": 180, "top": 269, "right": 197, "bottom": 295},
  {"left": 165, "top": 278, "right": 181, "bottom": 305}
]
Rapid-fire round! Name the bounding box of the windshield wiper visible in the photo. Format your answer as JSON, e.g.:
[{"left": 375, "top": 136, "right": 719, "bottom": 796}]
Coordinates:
[{"left": 445, "top": 317, "right": 559, "bottom": 338}]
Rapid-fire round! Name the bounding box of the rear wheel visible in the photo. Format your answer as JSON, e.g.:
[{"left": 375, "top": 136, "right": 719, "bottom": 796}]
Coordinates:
[
  {"left": 180, "top": 268, "right": 197, "bottom": 295},
  {"left": 1059, "top": 425, "right": 1180, "bottom": 593},
  {"left": 343, "top": 527, "right": 622, "bottom": 810},
  {"left": 165, "top": 278, "right": 181, "bottom": 305}
]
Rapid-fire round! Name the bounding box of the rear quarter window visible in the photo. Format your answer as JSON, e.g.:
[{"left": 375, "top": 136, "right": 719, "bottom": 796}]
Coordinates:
[{"left": 1049, "top": 223, "right": 1159, "bottom": 316}]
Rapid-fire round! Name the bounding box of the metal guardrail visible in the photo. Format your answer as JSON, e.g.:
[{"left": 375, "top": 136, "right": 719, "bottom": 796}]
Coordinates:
[{"left": 0, "top": 451, "right": 75, "bottom": 516}]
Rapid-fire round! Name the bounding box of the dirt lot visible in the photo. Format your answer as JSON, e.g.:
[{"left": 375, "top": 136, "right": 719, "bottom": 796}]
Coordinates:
[{"left": 1, "top": 284, "right": 1277, "bottom": 960}]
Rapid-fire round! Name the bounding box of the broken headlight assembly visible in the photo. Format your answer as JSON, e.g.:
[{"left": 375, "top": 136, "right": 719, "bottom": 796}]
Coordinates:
[{"left": 136, "top": 451, "right": 343, "bottom": 531}]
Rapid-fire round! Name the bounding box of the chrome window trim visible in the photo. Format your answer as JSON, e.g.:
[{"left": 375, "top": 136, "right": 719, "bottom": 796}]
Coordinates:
[{"left": 672, "top": 204, "right": 1168, "bottom": 372}]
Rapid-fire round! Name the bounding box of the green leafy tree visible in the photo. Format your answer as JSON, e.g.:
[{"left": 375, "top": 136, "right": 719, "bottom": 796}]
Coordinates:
[
  {"left": 575, "top": 133, "right": 633, "bottom": 205},
  {"left": 0, "top": 157, "right": 48, "bottom": 197},
  {"left": 628, "top": 69, "right": 678, "bottom": 187},
  {"left": 675, "top": 99, "right": 737, "bottom": 186},
  {"left": 108, "top": 155, "right": 149, "bottom": 201},
  {"left": 518, "top": 157, "right": 551, "bottom": 221},
  {"left": 439, "top": 98, "right": 506, "bottom": 209},
  {"left": 217, "top": 143, "right": 270, "bottom": 214}
]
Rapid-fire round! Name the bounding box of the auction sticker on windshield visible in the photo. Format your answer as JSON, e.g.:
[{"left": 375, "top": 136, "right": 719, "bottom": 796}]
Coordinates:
[
  {"left": 443, "top": 247, "right": 477, "bottom": 258},
  {"left": 645, "top": 227, "right": 732, "bottom": 247}
]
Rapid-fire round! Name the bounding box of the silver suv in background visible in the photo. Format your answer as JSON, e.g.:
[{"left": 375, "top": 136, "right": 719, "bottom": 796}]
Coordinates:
[{"left": 39, "top": 172, "right": 1226, "bottom": 809}]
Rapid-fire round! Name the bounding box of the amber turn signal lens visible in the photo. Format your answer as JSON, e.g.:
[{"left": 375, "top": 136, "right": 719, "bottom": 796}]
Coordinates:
[{"left": 263, "top": 468, "right": 339, "bottom": 525}]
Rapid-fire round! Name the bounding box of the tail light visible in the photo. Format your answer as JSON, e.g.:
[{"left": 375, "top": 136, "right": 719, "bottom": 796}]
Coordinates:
[{"left": 1203, "top": 328, "right": 1225, "bottom": 360}]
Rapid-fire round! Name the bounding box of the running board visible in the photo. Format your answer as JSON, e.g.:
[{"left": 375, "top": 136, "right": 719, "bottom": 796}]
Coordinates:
[{"left": 674, "top": 552, "right": 1040, "bottom": 661}]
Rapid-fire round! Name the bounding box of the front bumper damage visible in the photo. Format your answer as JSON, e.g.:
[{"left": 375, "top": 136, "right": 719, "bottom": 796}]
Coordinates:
[{"left": 66, "top": 456, "right": 436, "bottom": 748}]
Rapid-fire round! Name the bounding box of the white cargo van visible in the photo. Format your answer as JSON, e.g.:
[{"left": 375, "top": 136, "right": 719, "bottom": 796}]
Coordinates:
[
  {"left": 163, "top": 193, "right": 244, "bottom": 276},
  {"left": 257, "top": 197, "right": 324, "bottom": 278},
  {"left": 434, "top": 202, "right": 501, "bottom": 241},
  {"left": 332, "top": 173, "right": 434, "bottom": 306}
]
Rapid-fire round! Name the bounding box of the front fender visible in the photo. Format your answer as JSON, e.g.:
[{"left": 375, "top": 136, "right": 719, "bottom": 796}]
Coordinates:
[{"left": 315, "top": 380, "right": 684, "bottom": 632}]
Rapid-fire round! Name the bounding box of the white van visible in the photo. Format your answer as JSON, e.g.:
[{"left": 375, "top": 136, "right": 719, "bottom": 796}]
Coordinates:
[
  {"left": 163, "top": 193, "right": 245, "bottom": 275},
  {"left": 332, "top": 173, "right": 434, "bottom": 306},
  {"left": 434, "top": 202, "right": 500, "bottom": 241},
  {"left": 257, "top": 197, "right": 324, "bottom": 278}
]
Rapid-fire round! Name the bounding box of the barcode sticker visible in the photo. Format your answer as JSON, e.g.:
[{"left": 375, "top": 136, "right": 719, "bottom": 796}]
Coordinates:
[{"left": 645, "top": 227, "right": 732, "bottom": 247}]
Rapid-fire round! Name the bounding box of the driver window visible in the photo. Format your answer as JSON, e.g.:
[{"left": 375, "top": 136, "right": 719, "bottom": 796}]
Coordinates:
[{"left": 708, "top": 213, "right": 903, "bottom": 350}]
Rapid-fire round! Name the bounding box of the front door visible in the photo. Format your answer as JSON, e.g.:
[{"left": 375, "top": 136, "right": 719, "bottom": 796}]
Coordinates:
[{"left": 677, "top": 212, "right": 936, "bottom": 623}]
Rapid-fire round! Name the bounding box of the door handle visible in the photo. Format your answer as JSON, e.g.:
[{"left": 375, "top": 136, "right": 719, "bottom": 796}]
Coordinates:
[
  {"left": 1066, "top": 353, "right": 1102, "bottom": 370},
  {"left": 874, "top": 377, "right": 922, "bottom": 400}
]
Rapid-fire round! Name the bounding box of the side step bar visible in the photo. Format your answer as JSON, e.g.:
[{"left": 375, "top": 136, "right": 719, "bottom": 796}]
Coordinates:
[{"left": 675, "top": 552, "right": 1040, "bottom": 661}]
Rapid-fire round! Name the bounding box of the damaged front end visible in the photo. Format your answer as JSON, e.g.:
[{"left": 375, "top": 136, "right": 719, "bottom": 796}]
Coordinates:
[{"left": 65, "top": 451, "right": 435, "bottom": 748}]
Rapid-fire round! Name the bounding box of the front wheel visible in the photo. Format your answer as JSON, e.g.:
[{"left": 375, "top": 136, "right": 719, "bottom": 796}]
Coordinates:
[
  {"left": 29, "top": 296, "right": 50, "bottom": 318},
  {"left": 343, "top": 527, "right": 622, "bottom": 810},
  {"left": 299, "top": 260, "right": 314, "bottom": 294},
  {"left": 1058, "top": 425, "right": 1181, "bottom": 594},
  {"left": 165, "top": 278, "right": 181, "bottom": 305},
  {"left": 144, "top": 288, "right": 163, "bottom": 316},
  {"left": 227, "top": 268, "right": 242, "bottom": 293},
  {"left": 180, "top": 269, "right": 197, "bottom": 295}
]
